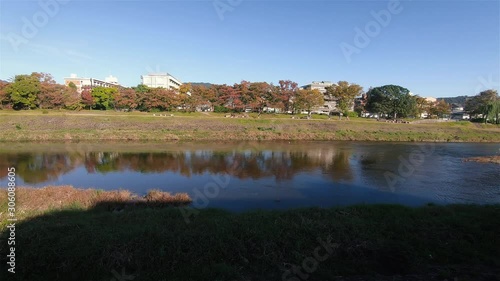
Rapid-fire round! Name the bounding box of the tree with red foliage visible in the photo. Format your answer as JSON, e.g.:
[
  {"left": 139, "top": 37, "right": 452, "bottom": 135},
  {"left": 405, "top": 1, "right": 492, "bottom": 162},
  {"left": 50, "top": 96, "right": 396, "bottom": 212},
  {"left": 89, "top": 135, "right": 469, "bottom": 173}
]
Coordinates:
[
  {"left": 277, "top": 80, "right": 299, "bottom": 113},
  {"left": 115, "top": 88, "right": 139, "bottom": 111},
  {"left": 0, "top": 80, "right": 10, "bottom": 109},
  {"left": 81, "top": 86, "right": 94, "bottom": 109}
]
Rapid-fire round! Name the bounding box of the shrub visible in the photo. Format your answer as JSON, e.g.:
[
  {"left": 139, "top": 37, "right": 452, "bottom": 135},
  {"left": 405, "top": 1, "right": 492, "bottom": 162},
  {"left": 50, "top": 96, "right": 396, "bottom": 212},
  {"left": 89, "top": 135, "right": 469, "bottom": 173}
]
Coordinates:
[{"left": 214, "top": 106, "right": 230, "bottom": 113}]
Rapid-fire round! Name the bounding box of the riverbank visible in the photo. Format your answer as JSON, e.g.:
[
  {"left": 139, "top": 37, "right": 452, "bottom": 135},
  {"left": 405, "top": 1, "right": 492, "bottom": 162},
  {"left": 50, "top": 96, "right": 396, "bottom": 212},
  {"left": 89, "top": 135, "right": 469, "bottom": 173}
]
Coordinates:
[
  {"left": 1, "top": 110, "right": 499, "bottom": 142},
  {"left": 1, "top": 186, "right": 499, "bottom": 281}
]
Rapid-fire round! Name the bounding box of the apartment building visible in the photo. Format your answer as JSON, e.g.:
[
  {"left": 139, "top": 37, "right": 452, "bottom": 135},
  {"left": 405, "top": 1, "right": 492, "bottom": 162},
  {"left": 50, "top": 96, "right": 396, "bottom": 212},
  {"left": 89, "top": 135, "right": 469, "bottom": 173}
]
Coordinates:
[{"left": 141, "top": 73, "right": 182, "bottom": 90}]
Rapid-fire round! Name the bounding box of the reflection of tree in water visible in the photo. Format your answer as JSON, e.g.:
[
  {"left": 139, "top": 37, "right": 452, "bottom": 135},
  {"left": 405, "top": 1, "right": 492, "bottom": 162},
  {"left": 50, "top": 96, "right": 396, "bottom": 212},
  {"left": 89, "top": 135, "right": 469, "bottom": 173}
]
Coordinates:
[
  {"left": 322, "top": 150, "right": 353, "bottom": 182},
  {"left": 0, "top": 153, "right": 84, "bottom": 184},
  {"left": 0, "top": 147, "right": 355, "bottom": 184}
]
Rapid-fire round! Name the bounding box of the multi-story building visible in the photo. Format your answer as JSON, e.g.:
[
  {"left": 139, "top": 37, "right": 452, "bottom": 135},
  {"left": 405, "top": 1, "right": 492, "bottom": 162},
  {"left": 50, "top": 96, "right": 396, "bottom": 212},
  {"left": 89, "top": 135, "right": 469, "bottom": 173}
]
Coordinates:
[
  {"left": 302, "top": 81, "right": 339, "bottom": 114},
  {"left": 301, "top": 81, "right": 334, "bottom": 94},
  {"left": 64, "top": 74, "right": 122, "bottom": 93},
  {"left": 141, "top": 73, "right": 182, "bottom": 90}
]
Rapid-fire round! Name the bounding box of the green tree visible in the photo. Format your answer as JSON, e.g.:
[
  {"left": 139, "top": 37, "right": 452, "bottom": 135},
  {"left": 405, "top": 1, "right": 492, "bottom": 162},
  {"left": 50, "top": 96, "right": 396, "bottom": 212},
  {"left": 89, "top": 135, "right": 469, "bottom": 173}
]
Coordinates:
[
  {"left": 325, "top": 81, "right": 363, "bottom": 115},
  {"left": 465, "top": 89, "right": 499, "bottom": 123},
  {"left": 91, "top": 87, "right": 117, "bottom": 110},
  {"left": 366, "top": 85, "right": 416, "bottom": 119},
  {"left": 5, "top": 74, "right": 40, "bottom": 109},
  {"left": 294, "top": 89, "right": 324, "bottom": 115}
]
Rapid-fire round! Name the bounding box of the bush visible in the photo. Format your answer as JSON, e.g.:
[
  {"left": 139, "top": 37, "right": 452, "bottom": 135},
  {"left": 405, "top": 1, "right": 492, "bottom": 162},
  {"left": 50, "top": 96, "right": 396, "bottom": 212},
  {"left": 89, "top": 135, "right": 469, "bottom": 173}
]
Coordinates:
[
  {"left": 347, "top": 111, "right": 358, "bottom": 118},
  {"left": 42, "top": 110, "right": 49, "bottom": 114},
  {"left": 214, "top": 105, "right": 230, "bottom": 113},
  {"left": 149, "top": 108, "right": 161, "bottom": 113}
]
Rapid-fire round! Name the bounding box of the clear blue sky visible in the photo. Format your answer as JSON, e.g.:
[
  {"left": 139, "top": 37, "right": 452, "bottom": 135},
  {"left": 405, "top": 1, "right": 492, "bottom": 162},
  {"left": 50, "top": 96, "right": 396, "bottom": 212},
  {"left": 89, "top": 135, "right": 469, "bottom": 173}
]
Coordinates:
[{"left": 0, "top": 0, "right": 498, "bottom": 97}]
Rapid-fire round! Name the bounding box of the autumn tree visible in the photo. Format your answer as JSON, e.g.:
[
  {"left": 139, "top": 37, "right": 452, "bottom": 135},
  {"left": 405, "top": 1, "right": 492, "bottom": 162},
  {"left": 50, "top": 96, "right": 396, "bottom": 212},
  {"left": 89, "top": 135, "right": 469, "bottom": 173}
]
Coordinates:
[
  {"left": 115, "top": 88, "right": 139, "bottom": 111},
  {"left": 81, "top": 86, "right": 94, "bottom": 109},
  {"left": 277, "top": 80, "right": 299, "bottom": 113},
  {"left": 248, "top": 82, "right": 272, "bottom": 114},
  {"left": 0, "top": 80, "right": 10, "bottom": 109},
  {"left": 325, "top": 81, "right": 363, "bottom": 114},
  {"left": 141, "top": 88, "right": 179, "bottom": 111},
  {"left": 294, "top": 89, "right": 324, "bottom": 115},
  {"left": 428, "top": 99, "right": 451, "bottom": 118},
  {"left": 414, "top": 96, "right": 430, "bottom": 118}
]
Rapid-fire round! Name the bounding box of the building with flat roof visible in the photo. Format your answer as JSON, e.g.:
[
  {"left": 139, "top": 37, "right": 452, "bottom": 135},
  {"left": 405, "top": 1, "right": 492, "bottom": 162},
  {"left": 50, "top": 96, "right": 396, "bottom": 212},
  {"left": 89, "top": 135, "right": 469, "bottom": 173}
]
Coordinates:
[
  {"left": 301, "top": 81, "right": 334, "bottom": 94},
  {"left": 141, "top": 73, "right": 182, "bottom": 90},
  {"left": 64, "top": 74, "right": 122, "bottom": 93}
]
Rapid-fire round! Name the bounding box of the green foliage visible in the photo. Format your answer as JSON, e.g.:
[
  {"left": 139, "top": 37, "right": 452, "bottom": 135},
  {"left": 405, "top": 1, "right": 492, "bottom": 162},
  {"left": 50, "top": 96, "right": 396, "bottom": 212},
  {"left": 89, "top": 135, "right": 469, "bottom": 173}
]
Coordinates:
[
  {"left": 326, "top": 81, "right": 363, "bottom": 114},
  {"left": 366, "top": 85, "right": 416, "bottom": 118},
  {"left": 68, "top": 82, "right": 77, "bottom": 90},
  {"left": 91, "top": 87, "right": 117, "bottom": 110},
  {"left": 5, "top": 74, "right": 40, "bottom": 109},
  {"left": 465, "top": 90, "right": 499, "bottom": 124},
  {"left": 214, "top": 105, "right": 230, "bottom": 113}
]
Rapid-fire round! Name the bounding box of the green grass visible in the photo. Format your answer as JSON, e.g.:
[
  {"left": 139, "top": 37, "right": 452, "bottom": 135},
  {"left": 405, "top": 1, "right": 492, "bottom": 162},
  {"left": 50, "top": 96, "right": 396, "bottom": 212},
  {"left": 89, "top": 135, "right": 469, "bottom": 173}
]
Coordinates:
[{"left": 0, "top": 204, "right": 499, "bottom": 280}]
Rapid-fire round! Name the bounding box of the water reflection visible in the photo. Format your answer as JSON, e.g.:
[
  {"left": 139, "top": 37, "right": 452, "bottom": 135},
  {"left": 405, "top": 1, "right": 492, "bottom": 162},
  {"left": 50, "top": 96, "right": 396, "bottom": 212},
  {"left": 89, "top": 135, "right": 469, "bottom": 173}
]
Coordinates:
[
  {"left": 0, "top": 142, "right": 499, "bottom": 208},
  {"left": 0, "top": 148, "right": 356, "bottom": 184}
]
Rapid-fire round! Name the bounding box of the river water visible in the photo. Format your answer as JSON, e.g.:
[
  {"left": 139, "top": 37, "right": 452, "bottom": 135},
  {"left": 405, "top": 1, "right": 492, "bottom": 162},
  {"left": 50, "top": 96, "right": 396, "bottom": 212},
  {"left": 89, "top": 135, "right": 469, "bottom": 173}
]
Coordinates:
[{"left": 0, "top": 141, "right": 498, "bottom": 210}]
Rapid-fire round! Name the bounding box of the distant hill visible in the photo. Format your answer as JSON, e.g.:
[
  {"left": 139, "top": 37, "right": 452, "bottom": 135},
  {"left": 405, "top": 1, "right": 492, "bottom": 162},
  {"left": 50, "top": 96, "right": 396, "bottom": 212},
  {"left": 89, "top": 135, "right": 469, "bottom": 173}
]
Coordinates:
[
  {"left": 438, "top": 96, "right": 469, "bottom": 106},
  {"left": 186, "top": 82, "right": 213, "bottom": 88}
]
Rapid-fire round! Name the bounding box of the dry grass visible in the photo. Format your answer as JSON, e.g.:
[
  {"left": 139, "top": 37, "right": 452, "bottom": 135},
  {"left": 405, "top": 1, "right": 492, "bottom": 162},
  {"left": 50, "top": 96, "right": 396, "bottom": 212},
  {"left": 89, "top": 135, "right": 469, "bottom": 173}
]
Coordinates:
[
  {"left": 463, "top": 155, "right": 500, "bottom": 164},
  {"left": 145, "top": 189, "right": 193, "bottom": 205},
  {"left": 0, "top": 185, "right": 192, "bottom": 219}
]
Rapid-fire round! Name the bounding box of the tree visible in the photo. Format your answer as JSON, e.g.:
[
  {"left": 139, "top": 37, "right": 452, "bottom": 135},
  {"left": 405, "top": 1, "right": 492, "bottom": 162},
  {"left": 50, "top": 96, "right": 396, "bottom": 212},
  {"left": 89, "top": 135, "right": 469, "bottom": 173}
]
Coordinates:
[
  {"left": 294, "top": 89, "right": 324, "bottom": 115},
  {"left": 115, "top": 88, "right": 139, "bottom": 111},
  {"left": 0, "top": 81, "right": 10, "bottom": 109},
  {"left": 81, "top": 86, "right": 94, "bottom": 109},
  {"left": 91, "top": 87, "right": 117, "bottom": 110},
  {"left": 325, "top": 81, "right": 363, "bottom": 114},
  {"left": 465, "top": 89, "right": 499, "bottom": 123},
  {"left": 35, "top": 74, "right": 65, "bottom": 109},
  {"left": 414, "top": 96, "right": 430, "bottom": 118},
  {"left": 277, "top": 80, "right": 299, "bottom": 113},
  {"left": 37, "top": 84, "right": 68, "bottom": 109},
  {"left": 140, "top": 88, "right": 179, "bottom": 111},
  {"left": 428, "top": 99, "right": 451, "bottom": 118},
  {"left": 4, "top": 74, "right": 40, "bottom": 109},
  {"left": 366, "top": 85, "right": 416, "bottom": 119}
]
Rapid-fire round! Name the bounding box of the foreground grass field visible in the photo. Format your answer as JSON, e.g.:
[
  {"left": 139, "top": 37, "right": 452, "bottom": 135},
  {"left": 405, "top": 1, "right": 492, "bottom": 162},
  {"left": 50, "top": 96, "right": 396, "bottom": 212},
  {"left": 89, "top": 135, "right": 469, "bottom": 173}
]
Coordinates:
[
  {"left": 0, "top": 187, "right": 499, "bottom": 281},
  {"left": 0, "top": 110, "right": 499, "bottom": 142}
]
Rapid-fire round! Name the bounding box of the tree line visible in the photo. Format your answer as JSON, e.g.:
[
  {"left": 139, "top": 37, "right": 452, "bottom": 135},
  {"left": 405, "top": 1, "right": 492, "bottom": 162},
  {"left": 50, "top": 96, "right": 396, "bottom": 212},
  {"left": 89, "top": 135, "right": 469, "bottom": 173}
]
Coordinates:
[{"left": 0, "top": 72, "right": 498, "bottom": 123}]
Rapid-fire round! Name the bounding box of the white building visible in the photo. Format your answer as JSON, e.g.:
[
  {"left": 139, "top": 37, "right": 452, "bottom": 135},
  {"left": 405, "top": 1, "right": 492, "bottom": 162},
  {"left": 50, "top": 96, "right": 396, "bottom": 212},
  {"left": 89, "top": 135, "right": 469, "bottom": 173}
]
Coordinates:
[
  {"left": 64, "top": 74, "right": 122, "bottom": 93},
  {"left": 141, "top": 73, "right": 182, "bottom": 90}
]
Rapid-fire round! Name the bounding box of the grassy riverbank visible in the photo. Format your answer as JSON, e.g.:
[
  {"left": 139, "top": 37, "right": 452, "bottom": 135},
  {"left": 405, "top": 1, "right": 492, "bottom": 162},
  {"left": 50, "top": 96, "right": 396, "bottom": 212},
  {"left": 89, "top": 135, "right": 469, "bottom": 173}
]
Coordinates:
[
  {"left": 1, "top": 187, "right": 499, "bottom": 281},
  {"left": 0, "top": 110, "right": 499, "bottom": 142}
]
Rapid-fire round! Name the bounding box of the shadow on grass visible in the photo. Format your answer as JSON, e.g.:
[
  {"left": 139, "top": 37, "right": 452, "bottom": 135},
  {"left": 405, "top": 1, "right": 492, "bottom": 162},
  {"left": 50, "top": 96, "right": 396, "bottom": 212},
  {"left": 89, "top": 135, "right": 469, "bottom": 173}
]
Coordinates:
[{"left": 1, "top": 203, "right": 500, "bottom": 281}]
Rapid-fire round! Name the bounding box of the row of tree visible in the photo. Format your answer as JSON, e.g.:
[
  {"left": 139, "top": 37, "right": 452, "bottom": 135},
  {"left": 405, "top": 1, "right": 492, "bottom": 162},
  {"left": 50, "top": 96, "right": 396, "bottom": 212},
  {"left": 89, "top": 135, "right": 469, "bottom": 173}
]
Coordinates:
[{"left": 0, "top": 72, "right": 498, "bottom": 122}]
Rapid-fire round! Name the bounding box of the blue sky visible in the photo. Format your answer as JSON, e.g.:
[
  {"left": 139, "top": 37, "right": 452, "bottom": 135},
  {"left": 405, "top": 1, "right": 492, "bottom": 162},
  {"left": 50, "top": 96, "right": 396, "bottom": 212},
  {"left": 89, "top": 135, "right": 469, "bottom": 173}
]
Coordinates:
[{"left": 0, "top": 0, "right": 498, "bottom": 97}]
